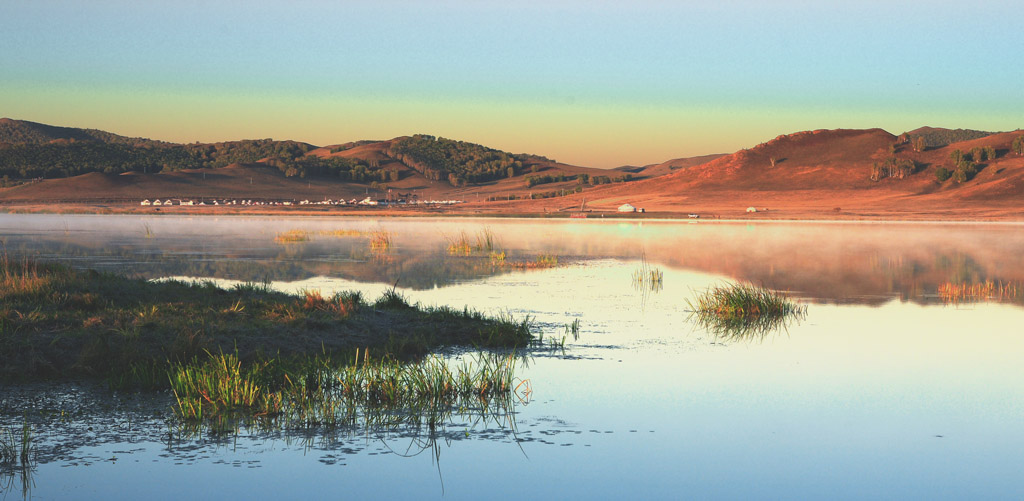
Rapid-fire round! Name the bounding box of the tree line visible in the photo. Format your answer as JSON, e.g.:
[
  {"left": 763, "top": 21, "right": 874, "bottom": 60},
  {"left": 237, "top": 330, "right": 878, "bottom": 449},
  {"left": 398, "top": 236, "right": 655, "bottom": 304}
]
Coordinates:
[
  {"left": 385, "top": 135, "right": 525, "bottom": 187},
  {"left": 0, "top": 139, "right": 394, "bottom": 182}
]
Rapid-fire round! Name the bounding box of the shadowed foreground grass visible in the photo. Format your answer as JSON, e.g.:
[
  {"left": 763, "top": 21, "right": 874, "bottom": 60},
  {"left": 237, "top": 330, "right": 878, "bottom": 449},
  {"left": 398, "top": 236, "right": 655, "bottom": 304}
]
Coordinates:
[{"left": 0, "top": 257, "right": 534, "bottom": 382}]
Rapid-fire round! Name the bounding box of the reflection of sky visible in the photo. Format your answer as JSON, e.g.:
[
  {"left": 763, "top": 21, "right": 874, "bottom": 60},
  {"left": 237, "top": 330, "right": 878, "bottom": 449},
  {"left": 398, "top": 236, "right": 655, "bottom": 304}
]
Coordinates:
[
  {"left": 4, "top": 214, "right": 1024, "bottom": 497},
  {"left": 18, "top": 262, "right": 1024, "bottom": 498}
]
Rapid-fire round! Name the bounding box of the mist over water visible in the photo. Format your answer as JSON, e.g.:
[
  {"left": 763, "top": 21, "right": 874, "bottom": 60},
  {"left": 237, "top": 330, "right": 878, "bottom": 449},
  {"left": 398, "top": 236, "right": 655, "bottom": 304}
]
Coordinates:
[{"left": 2, "top": 214, "right": 1023, "bottom": 499}]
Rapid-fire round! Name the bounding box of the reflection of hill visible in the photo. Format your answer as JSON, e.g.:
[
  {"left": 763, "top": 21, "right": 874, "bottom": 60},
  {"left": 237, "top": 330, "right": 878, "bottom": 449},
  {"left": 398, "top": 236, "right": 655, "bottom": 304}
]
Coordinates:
[
  {"left": 4, "top": 217, "right": 1024, "bottom": 306},
  {"left": 2, "top": 234, "right": 537, "bottom": 290}
]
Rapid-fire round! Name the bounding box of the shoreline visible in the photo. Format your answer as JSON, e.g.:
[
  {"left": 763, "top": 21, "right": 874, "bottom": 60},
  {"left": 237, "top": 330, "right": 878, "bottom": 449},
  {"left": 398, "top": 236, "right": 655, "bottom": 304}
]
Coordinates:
[{"left": 2, "top": 202, "right": 1023, "bottom": 223}]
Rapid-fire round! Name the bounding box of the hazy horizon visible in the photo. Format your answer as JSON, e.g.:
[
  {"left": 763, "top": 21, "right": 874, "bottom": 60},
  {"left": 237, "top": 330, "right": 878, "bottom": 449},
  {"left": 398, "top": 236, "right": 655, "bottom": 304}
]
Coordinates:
[{"left": 2, "top": 0, "right": 1021, "bottom": 167}]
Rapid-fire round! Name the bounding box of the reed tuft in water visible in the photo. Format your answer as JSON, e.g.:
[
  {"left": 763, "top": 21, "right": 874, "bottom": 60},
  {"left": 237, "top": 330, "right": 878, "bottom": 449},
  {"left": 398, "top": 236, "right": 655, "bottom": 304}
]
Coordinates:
[
  {"left": 274, "top": 229, "right": 311, "bottom": 243},
  {"left": 938, "top": 280, "right": 1020, "bottom": 303},
  {"left": 686, "top": 282, "right": 806, "bottom": 341}
]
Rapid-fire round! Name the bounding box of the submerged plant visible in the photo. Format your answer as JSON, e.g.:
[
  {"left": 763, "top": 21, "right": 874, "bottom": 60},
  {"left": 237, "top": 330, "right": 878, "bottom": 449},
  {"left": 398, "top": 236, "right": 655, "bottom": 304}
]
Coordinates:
[{"left": 686, "top": 282, "right": 806, "bottom": 341}]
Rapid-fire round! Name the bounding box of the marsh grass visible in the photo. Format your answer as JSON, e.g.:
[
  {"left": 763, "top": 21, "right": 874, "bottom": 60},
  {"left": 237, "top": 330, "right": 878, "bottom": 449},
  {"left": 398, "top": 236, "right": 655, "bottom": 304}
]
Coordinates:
[
  {"left": 0, "top": 258, "right": 536, "bottom": 382},
  {"left": 687, "top": 282, "right": 806, "bottom": 341},
  {"left": 167, "top": 349, "right": 527, "bottom": 428},
  {"left": 369, "top": 230, "right": 392, "bottom": 252},
  {"left": 274, "top": 229, "right": 311, "bottom": 244},
  {"left": 503, "top": 254, "right": 558, "bottom": 269},
  {"left": 0, "top": 418, "right": 33, "bottom": 468},
  {"left": 938, "top": 280, "right": 1020, "bottom": 303},
  {"left": 632, "top": 254, "right": 663, "bottom": 292},
  {"left": 318, "top": 229, "right": 363, "bottom": 238},
  {"left": 446, "top": 228, "right": 498, "bottom": 256}
]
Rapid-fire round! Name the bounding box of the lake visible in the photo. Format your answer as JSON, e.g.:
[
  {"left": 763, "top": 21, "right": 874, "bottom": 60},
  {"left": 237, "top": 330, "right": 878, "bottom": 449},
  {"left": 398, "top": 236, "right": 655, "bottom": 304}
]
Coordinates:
[{"left": 2, "top": 214, "right": 1023, "bottom": 499}]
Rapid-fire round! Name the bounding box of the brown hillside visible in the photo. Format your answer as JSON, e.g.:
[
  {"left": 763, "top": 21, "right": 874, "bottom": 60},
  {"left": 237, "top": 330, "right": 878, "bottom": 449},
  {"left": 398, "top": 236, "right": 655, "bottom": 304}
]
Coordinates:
[{"left": 631, "top": 153, "right": 729, "bottom": 178}]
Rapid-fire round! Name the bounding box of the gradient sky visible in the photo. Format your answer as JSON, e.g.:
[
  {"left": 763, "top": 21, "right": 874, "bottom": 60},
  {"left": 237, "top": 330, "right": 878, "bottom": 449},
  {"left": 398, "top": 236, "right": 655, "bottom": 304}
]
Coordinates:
[{"left": 2, "top": 0, "right": 1022, "bottom": 167}]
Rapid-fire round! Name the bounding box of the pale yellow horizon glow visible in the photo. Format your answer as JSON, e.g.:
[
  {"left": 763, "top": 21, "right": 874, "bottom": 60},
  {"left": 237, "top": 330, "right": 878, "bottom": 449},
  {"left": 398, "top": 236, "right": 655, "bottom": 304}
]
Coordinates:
[{"left": 3, "top": 85, "right": 1017, "bottom": 168}]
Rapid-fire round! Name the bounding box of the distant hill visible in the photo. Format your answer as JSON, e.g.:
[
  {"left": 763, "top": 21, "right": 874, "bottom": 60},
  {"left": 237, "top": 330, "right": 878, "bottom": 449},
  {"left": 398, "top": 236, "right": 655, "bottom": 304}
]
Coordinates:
[
  {"left": 3, "top": 119, "right": 1023, "bottom": 216},
  {"left": 905, "top": 126, "right": 997, "bottom": 148},
  {"left": 0, "top": 118, "right": 165, "bottom": 147}
]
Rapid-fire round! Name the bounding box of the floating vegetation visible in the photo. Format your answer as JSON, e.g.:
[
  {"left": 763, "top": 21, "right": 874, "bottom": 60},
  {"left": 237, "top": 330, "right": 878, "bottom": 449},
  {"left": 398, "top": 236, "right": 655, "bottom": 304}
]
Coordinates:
[
  {"left": 369, "top": 230, "right": 392, "bottom": 252},
  {"left": 142, "top": 222, "right": 154, "bottom": 238},
  {"left": 274, "top": 229, "right": 311, "bottom": 244},
  {"left": 686, "top": 282, "right": 806, "bottom": 341},
  {"left": 446, "top": 228, "right": 497, "bottom": 256},
  {"left": 446, "top": 231, "right": 474, "bottom": 256},
  {"left": 504, "top": 254, "right": 558, "bottom": 269},
  {"left": 532, "top": 319, "right": 581, "bottom": 351},
  {"left": 938, "top": 280, "right": 1020, "bottom": 304},
  {"left": 318, "top": 229, "right": 364, "bottom": 238},
  {"left": 442, "top": 228, "right": 557, "bottom": 271}
]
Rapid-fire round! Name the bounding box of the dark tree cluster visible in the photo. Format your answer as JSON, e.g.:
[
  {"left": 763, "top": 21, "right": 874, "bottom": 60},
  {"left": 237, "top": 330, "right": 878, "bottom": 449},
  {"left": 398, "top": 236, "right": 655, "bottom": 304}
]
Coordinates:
[
  {"left": 0, "top": 139, "right": 394, "bottom": 183},
  {"left": 386, "top": 135, "right": 523, "bottom": 187},
  {"left": 870, "top": 157, "right": 917, "bottom": 181}
]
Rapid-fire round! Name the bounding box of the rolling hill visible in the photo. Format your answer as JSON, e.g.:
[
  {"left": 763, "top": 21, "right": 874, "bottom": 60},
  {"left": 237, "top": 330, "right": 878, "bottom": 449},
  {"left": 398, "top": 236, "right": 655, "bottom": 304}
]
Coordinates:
[{"left": 1, "top": 119, "right": 1022, "bottom": 219}]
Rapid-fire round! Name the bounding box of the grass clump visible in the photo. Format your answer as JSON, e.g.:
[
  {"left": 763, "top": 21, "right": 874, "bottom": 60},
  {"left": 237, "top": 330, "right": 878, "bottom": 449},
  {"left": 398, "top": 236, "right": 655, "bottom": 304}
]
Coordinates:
[
  {"left": 167, "top": 348, "right": 528, "bottom": 428},
  {"left": 938, "top": 280, "right": 1020, "bottom": 304},
  {"left": 369, "top": 230, "right": 392, "bottom": 252},
  {"left": 274, "top": 229, "right": 311, "bottom": 244},
  {"left": 632, "top": 255, "right": 663, "bottom": 292},
  {"left": 446, "top": 228, "right": 497, "bottom": 256},
  {"left": 686, "top": 282, "right": 806, "bottom": 341},
  {"left": 0, "top": 418, "right": 33, "bottom": 468}
]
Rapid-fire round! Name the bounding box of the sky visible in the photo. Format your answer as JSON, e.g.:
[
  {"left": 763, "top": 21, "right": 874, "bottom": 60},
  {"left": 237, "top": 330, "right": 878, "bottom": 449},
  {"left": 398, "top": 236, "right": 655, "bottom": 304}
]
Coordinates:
[{"left": 2, "top": 0, "right": 1022, "bottom": 167}]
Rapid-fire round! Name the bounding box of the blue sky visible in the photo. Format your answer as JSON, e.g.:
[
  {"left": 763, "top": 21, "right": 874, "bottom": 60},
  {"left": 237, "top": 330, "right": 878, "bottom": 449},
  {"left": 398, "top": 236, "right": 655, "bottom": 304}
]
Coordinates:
[{"left": 2, "top": 0, "right": 1021, "bottom": 166}]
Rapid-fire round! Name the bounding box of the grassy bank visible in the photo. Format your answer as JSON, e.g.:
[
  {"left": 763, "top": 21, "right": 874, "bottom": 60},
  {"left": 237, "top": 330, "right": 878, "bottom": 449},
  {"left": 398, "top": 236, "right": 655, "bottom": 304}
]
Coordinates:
[{"left": 0, "top": 257, "right": 533, "bottom": 382}]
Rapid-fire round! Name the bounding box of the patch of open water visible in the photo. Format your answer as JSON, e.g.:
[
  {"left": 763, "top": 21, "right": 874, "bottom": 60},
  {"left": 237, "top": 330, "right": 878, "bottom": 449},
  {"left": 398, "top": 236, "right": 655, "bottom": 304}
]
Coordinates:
[{"left": 2, "top": 214, "right": 1024, "bottom": 499}]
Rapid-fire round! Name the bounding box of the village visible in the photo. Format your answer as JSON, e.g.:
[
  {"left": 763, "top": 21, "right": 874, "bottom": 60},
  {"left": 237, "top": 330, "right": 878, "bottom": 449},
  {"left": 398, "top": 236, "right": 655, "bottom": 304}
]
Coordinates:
[{"left": 139, "top": 197, "right": 465, "bottom": 208}]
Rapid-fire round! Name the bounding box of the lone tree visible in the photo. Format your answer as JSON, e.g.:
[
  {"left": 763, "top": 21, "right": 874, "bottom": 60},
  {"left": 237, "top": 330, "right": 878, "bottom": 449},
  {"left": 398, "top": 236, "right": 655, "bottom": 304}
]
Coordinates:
[
  {"left": 769, "top": 156, "right": 777, "bottom": 168},
  {"left": 1012, "top": 135, "right": 1024, "bottom": 156}
]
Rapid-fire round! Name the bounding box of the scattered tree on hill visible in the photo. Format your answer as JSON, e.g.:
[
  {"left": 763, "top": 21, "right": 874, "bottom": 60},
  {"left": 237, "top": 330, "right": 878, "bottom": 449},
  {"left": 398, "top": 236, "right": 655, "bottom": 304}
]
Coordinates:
[
  {"left": 950, "top": 149, "right": 963, "bottom": 164},
  {"left": 912, "top": 136, "right": 926, "bottom": 152},
  {"left": 934, "top": 166, "right": 952, "bottom": 183},
  {"left": 870, "top": 157, "right": 917, "bottom": 181},
  {"left": 769, "top": 156, "right": 778, "bottom": 167},
  {"left": 897, "top": 133, "right": 911, "bottom": 145},
  {"left": 1012, "top": 135, "right": 1024, "bottom": 156},
  {"left": 952, "top": 160, "right": 977, "bottom": 183}
]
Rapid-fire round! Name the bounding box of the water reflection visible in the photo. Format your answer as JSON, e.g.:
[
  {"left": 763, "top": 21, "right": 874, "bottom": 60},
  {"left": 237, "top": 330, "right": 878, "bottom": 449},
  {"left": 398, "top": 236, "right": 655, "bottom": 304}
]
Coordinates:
[
  {"left": 0, "top": 379, "right": 536, "bottom": 497},
  {"left": 2, "top": 215, "right": 1022, "bottom": 307}
]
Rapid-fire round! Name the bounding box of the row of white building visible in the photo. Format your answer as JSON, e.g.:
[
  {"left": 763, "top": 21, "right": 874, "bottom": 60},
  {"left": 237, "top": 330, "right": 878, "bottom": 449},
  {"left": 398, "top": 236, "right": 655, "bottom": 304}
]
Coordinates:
[{"left": 141, "top": 197, "right": 465, "bottom": 207}]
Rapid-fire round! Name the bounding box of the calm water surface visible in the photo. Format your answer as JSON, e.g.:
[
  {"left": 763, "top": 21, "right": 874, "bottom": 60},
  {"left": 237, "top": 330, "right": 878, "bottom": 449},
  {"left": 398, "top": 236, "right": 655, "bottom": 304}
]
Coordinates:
[{"left": 1, "top": 214, "right": 1023, "bottom": 499}]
